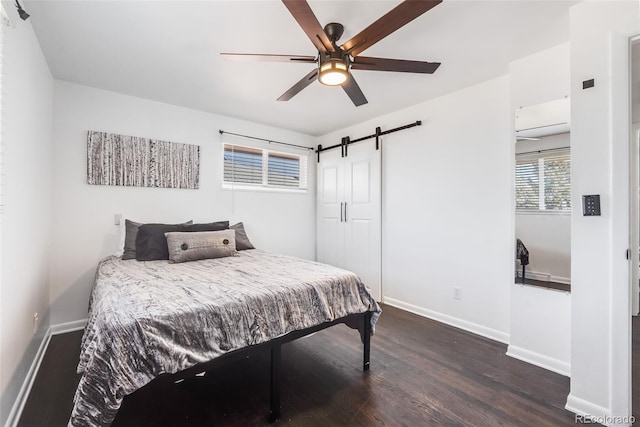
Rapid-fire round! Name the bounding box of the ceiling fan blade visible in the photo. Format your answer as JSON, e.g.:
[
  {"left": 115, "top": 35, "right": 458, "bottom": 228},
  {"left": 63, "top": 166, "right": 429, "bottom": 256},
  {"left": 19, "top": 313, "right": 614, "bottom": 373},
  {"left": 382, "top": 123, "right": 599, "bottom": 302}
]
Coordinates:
[
  {"left": 351, "top": 56, "right": 440, "bottom": 73},
  {"left": 281, "top": 0, "right": 334, "bottom": 53},
  {"left": 341, "top": 0, "right": 442, "bottom": 57},
  {"left": 342, "top": 74, "right": 368, "bottom": 107},
  {"left": 221, "top": 53, "right": 316, "bottom": 63},
  {"left": 277, "top": 68, "right": 319, "bottom": 101}
]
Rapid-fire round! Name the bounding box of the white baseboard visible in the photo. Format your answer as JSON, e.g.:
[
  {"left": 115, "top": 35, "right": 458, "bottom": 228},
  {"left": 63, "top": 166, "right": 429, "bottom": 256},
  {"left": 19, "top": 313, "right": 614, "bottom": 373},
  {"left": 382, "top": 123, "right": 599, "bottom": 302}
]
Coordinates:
[
  {"left": 4, "top": 330, "right": 52, "bottom": 427},
  {"left": 550, "top": 275, "right": 571, "bottom": 285},
  {"left": 506, "top": 344, "right": 570, "bottom": 377},
  {"left": 518, "top": 270, "right": 551, "bottom": 281},
  {"left": 565, "top": 394, "right": 632, "bottom": 426},
  {"left": 383, "top": 297, "right": 510, "bottom": 344},
  {"left": 517, "top": 270, "right": 570, "bottom": 285},
  {"left": 50, "top": 318, "right": 87, "bottom": 335},
  {"left": 4, "top": 319, "right": 87, "bottom": 427}
]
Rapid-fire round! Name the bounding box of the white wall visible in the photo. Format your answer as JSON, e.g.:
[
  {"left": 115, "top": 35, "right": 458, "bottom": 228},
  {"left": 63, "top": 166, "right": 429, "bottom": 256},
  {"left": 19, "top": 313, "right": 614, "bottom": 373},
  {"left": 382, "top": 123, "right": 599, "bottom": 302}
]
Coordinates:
[
  {"left": 632, "top": 42, "right": 640, "bottom": 125},
  {"left": 515, "top": 213, "right": 571, "bottom": 281},
  {"left": 515, "top": 132, "right": 571, "bottom": 283},
  {"left": 507, "top": 284, "right": 570, "bottom": 375},
  {"left": 0, "top": 12, "right": 54, "bottom": 426},
  {"left": 567, "top": 1, "right": 638, "bottom": 422},
  {"left": 318, "top": 76, "right": 513, "bottom": 343},
  {"left": 50, "top": 81, "right": 316, "bottom": 325},
  {"left": 633, "top": 43, "right": 640, "bottom": 316},
  {"left": 508, "top": 43, "right": 572, "bottom": 377}
]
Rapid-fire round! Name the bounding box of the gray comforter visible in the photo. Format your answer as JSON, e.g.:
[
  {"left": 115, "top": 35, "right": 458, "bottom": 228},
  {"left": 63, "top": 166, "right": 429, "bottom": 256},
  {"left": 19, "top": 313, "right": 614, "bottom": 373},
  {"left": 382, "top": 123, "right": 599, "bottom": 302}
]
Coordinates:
[{"left": 69, "top": 250, "right": 381, "bottom": 426}]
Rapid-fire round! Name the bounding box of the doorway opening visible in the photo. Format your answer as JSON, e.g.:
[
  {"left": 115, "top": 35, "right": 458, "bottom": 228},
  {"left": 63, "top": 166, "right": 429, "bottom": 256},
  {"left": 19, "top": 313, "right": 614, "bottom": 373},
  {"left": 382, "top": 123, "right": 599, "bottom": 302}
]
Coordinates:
[{"left": 629, "top": 36, "right": 640, "bottom": 423}]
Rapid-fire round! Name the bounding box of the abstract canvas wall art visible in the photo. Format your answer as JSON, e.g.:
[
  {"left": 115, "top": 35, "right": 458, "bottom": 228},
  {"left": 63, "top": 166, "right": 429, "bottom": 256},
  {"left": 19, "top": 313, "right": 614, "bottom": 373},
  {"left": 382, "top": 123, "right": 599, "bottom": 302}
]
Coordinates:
[{"left": 87, "top": 131, "right": 200, "bottom": 189}]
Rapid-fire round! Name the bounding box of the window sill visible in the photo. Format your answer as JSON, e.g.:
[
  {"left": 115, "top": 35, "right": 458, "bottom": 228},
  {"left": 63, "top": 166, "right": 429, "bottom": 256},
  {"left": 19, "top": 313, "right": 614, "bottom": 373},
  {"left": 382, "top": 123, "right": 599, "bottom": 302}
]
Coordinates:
[
  {"left": 516, "top": 210, "right": 571, "bottom": 216},
  {"left": 222, "top": 183, "right": 308, "bottom": 195}
]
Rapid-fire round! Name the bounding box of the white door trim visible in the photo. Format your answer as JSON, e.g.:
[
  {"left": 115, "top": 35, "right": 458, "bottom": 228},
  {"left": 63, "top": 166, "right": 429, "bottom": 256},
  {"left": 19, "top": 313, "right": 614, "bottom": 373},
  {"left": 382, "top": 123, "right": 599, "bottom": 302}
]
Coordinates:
[{"left": 631, "top": 123, "right": 639, "bottom": 316}]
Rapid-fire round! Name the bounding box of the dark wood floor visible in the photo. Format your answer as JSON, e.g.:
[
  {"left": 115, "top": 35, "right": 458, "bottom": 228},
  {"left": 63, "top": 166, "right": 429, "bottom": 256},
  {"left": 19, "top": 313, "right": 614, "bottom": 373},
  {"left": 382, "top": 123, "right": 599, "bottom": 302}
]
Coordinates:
[
  {"left": 20, "top": 304, "right": 616, "bottom": 426},
  {"left": 515, "top": 276, "right": 571, "bottom": 293}
]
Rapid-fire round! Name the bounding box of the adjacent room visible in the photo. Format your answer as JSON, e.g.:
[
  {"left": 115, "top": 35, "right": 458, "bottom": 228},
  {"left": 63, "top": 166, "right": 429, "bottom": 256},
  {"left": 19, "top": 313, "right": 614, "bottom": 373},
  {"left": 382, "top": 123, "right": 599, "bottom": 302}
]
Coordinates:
[{"left": 1, "top": 0, "right": 638, "bottom": 426}]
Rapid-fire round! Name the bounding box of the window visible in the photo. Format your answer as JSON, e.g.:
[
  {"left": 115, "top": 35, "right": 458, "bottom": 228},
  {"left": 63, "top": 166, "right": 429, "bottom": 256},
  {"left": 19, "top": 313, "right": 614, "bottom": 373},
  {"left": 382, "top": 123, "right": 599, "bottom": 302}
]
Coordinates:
[
  {"left": 223, "top": 143, "right": 308, "bottom": 191},
  {"left": 267, "top": 152, "right": 301, "bottom": 188},
  {"left": 515, "top": 152, "right": 571, "bottom": 212},
  {"left": 223, "top": 145, "right": 263, "bottom": 185}
]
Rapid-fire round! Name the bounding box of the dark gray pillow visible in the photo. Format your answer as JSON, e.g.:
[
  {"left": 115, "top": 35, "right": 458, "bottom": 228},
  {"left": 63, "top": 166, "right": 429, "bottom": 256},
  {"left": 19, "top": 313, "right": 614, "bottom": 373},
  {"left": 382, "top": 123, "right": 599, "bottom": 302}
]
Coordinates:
[
  {"left": 230, "top": 222, "right": 255, "bottom": 250},
  {"left": 122, "top": 219, "right": 192, "bottom": 260},
  {"left": 166, "top": 230, "right": 237, "bottom": 263},
  {"left": 122, "top": 219, "right": 142, "bottom": 260},
  {"left": 179, "top": 222, "right": 230, "bottom": 233},
  {"left": 135, "top": 221, "right": 230, "bottom": 261}
]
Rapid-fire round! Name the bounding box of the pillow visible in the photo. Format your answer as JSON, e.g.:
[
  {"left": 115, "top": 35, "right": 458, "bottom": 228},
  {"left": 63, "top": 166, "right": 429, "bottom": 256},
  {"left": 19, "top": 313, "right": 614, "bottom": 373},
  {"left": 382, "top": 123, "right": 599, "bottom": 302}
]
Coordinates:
[
  {"left": 179, "top": 221, "right": 230, "bottom": 233},
  {"left": 122, "top": 219, "right": 192, "bottom": 260},
  {"left": 135, "top": 221, "right": 230, "bottom": 261},
  {"left": 165, "top": 230, "right": 238, "bottom": 263},
  {"left": 230, "top": 222, "right": 255, "bottom": 250},
  {"left": 121, "top": 219, "right": 143, "bottom": 260}
]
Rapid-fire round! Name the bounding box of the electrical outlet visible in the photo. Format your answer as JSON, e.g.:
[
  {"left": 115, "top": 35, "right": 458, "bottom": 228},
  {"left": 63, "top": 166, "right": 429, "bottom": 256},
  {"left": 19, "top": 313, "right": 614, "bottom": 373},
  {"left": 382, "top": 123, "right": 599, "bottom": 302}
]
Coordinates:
[
  {"left": 453, "top": 287, "right": 462, "bottom": 300},
  {"left": 33, "top": 312, "right": 39, "bottom": 334}
]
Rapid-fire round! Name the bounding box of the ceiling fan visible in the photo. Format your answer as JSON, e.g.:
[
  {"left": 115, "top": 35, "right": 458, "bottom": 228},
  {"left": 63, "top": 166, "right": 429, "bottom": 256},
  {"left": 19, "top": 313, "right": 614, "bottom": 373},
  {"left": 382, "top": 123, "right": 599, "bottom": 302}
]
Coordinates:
[{"left": 221, "top": 0, "right": 442, "bottom": 107}]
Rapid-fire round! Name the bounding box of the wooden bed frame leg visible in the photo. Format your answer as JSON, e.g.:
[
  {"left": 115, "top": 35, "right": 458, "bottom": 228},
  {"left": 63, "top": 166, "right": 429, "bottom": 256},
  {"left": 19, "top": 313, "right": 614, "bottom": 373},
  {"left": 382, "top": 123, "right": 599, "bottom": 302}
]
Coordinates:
[
  {"left": 269, "top": 344, "right": 282, "bottom": 423},
  {"left": 363, "top": 311, "right": 371, "bottom": 371}
]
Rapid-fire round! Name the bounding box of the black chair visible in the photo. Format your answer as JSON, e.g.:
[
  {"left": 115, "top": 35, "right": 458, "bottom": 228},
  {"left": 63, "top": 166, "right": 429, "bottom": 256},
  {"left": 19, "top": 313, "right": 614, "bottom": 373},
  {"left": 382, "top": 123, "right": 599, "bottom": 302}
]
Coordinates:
[{"left": 516, "top": 239, "right": 529, "bottom": 284}]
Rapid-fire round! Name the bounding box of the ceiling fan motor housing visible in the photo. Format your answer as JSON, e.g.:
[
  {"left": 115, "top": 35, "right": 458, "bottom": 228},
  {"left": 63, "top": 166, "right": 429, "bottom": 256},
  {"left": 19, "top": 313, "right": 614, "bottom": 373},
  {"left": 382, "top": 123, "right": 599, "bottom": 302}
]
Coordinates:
[{"left": 324, "top": 22, "right": 344, "bottom": 43}]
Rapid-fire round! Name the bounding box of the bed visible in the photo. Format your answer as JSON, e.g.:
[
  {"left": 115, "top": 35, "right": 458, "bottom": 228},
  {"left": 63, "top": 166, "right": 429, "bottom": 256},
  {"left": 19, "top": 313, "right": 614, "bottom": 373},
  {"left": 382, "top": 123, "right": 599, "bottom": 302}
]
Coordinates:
[{"left": 69, "top": 249, "right": 381, "bottom": 426}]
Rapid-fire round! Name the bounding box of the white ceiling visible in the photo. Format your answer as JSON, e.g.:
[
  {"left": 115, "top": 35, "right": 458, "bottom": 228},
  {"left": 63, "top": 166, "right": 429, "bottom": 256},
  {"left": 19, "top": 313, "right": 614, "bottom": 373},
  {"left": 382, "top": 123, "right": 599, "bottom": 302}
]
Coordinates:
[{"left": 26, "top": 0, "right": 578, "bottom": 136}]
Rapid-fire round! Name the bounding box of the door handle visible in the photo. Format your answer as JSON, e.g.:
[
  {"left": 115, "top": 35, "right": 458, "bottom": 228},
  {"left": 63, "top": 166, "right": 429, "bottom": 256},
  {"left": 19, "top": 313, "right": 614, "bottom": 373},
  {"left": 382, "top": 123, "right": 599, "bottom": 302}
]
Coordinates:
[
  {"left": 340, "top": 202, "right": 343, "bottom": 222},
  {"left": 344, "top": 202, "right": 347, "bottom": 222}
]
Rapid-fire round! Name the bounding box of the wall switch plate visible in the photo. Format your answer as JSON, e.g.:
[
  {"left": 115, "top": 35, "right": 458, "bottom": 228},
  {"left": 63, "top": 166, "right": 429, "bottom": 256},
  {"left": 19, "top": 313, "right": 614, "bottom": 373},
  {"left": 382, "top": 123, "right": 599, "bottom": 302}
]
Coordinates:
[
  {"left": 115, "top": 214, "right": 123, "bottom": 226},
  {"left": 453, "top": 287, "right": 462, "bottom": 300},
  {"left": 582, "top": 194, "right": 601, "bottom": 216}
]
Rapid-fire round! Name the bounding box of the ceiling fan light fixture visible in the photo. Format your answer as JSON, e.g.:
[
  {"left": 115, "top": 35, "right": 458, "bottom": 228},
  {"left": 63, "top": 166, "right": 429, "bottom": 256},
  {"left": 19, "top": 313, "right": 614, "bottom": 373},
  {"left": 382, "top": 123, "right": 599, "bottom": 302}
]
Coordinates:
[{"left": 318, "top": 59, "right": 348, "bottom": 86}]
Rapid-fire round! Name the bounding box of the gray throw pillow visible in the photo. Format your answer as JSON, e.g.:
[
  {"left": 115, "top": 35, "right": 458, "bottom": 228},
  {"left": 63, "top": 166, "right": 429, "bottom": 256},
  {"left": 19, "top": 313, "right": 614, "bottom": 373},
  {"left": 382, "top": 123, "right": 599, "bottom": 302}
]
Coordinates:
[
  {"left": 230, "top": 222, "right": 255, "bottom": 250},
  {"left": 165, "top": 230, "right": 238, "bottom": 263},
  {"left": 122, "top": 219, "right": 192, "bottom": 260},
  {"left": 136, "top": 221, "right": 229, "bottom": 261}
]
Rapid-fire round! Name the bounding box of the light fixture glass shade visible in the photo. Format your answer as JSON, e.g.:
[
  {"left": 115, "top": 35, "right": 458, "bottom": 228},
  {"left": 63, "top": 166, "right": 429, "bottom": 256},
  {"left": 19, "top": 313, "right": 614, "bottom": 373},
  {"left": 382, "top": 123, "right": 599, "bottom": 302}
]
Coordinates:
[{"left": 319, "top": 60, "right": 348, "bottom": 86}]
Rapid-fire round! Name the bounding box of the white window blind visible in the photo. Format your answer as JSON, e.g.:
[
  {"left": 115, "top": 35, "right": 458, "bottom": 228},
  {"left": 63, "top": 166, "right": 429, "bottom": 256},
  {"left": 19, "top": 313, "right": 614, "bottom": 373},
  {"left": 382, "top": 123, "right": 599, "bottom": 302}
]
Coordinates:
[
  {"left": 268, "top": 152, "right": 301, "bottom": 187},
  {"left": 515, "top": 151, "right": 571, "bottom": 212},
  {"left": 224, "top": 145, "right": 263, "bottom": 185},
  {"left": 223, "top": 143, "right": 308, "bottom": 190},
  {"left": 515, "top": 159, "right": 540, "bottom": 210}
]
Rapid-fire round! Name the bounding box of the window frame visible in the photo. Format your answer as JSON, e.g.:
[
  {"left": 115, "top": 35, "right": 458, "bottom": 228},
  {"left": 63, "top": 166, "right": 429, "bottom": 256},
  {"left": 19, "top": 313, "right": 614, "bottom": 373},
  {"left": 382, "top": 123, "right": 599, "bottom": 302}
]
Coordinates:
[
  {"left": 515, "top": 150, "right": 571, "bottom": 214},
  {"left": 222, "top": 142, "right": 308, "bottom": 193}
]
